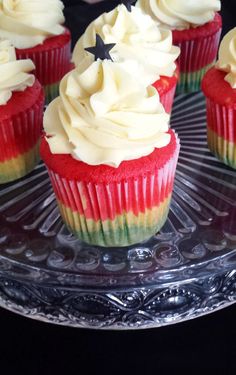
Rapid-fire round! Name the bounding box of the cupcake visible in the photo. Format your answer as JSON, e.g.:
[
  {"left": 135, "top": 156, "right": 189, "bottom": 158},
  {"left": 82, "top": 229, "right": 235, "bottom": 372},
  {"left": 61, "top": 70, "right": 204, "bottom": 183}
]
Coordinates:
[
  {"left": 72, "top": 4, "right": 180, "bottom": 113},
  {"left": 202, "top": 28, "right": 236, "bottom": 169},
  {"left": 41, "top": 37, "right": 180, "bottom": 247},
  {"left": 0, "top": 40, "right": 44, "bottom": 184},
  {"left": 136, "top": 0, "right": 222, "bottom": 93},
  {"left": 0, "top": 0, "right": 72, "bottom": 103}
]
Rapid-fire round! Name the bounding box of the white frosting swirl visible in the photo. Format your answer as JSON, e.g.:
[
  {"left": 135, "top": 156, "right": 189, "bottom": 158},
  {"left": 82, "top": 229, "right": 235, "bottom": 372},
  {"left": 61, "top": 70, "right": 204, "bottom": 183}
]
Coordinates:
[
  {"left": 44, "top": 59, "right": 171, "bottom": 168},
  {"left": 216, "top": 27, "right": 236, "bottom": 89},
  {"left": 0, "top": 0, "right": 65, "bottom": 49},
  {"left": 0, "top": 40, "right": 35, "bottom": 105},
  {"left": 136, "top": 0, "right": 221, "bottom": 30},
  {"left": 72, "top": 4, "right": 180, "bottom": 85}
]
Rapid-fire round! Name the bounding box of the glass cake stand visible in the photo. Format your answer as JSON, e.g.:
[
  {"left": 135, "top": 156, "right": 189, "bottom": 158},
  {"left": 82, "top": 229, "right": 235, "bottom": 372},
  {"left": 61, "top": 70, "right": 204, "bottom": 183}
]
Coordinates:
[{"left": 0, "top": 92, "right": 236, "bottom": 330}]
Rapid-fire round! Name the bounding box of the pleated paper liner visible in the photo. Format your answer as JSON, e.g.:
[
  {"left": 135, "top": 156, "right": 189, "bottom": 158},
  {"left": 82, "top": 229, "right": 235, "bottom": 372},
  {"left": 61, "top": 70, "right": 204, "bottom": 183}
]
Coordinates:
[
  {"left": 206, "top": 99, "right": 236, "bottom": 169},
  {"left": 173, "top": 13, "right": 222, "bottom": 93},
  {"left": 42, "top": 133, "right": 180, "bottom": 247},
  {"left": 176, "top": 62, "right": 214, "bottom": 94},
  {"left": 44, "top": 63, "right": 75, "bottom": 104},
  {"left": 44, "top": 82, "right": 60, "bottom": 105},
  {"left": 153, "top": 67, "right": 179, "bottom": 113},
  {"left": 16, "top": 29, "right": 71, "bottom": 102},
  {"left": 159, "top": 84, "right": 177, "bottom": 114}
]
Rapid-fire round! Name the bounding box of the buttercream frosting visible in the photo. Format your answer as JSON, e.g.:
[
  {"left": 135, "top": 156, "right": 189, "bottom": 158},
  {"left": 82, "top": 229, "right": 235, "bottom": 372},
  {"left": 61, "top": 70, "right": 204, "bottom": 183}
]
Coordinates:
[
  {"left": 0, "top": 0, "right": 65, "bottom": 49},
  {"left": 136, "top": 0, "right": 221, "bottom": 30},
  {"left": 72, "top": 4, "right": 180, "bottom": 85},
  {"left": 216, "top": 27, "right": 236, "bottom": 89},
  {"left": 0, "top": 40, "right": 35, "bottom": 105},
  {"left": 44, "top": 59, "right": 171, "bottom": 168}
]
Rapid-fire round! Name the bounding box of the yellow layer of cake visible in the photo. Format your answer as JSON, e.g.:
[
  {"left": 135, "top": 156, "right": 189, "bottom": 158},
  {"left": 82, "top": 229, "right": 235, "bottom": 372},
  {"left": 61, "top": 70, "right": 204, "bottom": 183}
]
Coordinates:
[
  {"left": 0, "top": 141, "right": 40, "bottom": 184},
  {"left": 57, "top": 195, "right": 172, "bottom": 247}
]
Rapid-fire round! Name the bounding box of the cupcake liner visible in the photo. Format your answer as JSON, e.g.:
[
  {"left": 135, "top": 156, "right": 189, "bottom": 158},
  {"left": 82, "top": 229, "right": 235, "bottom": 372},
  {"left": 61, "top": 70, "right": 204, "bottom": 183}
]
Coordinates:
[
  {"left": 153, "top": 67, "right": 179, "bottom": 113},
  {"left": 46, "top": 143, "right": 180, "bottom": 247},
  {"left": 159, "top": 84, "right": 177, "bottom": 113},
  {"left": 208, "top": 128, "right": 236, "bottom": 169},
  {"left": 206, "top": 98, "right": 236, "bottom": 169},
  {"left": 173, "top": 18, "right": 221, "bottom": 94},
  {"left": 0, "top": 91, "right": 44, "bottom": 183},
  {"left": 44, "top": 82, "right": 60, "bottom": 105},
  {"left": 16, "top": 32, "right": 71, "bottom": 86},
  {"left": 176, "top": 62, "right": 214, "bottom": 94},
  {"left": 173, "top": 27, "right": 221, "bottom": 73},
  {"left": 44, "top": 63, "right": 74, "bottom": 104}
]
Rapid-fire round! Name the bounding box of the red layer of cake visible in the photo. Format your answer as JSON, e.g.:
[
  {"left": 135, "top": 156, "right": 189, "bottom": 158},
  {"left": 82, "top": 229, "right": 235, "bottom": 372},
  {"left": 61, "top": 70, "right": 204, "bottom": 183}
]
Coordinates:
[
  {"left": 48, "top": 166, "right": 175, "bottom": 221},
  {"left": 41, "top": 130, "right": 178, "bottom": 221},
  {"left": 153, "top": 67, "right": 179, "bottom": 113},
  {"left": 206, "top": 99, "right": 236, "bottom": 143},
  {"left": 173, "top": 13, "right": 222, "bottom": 73},
  {"left": 16, "top": 28, "right": 71, "bottom": 85},
  {"left": 202, "top": 67, "right": 236, "bottom": 108},
  {"left": 0, "top": 80, "right": 43, "bottom": 121},
  {"left": 173, "top": 13, "right": 222, "bottom": 42},
  {"left": 0, "top": 80, "right": 44, "bottom": 161},
  {"left": 41, "top": 130, "right": 177, "bottom": 183},
  {"left": 153, "top": 68, "right": 179, "bottom": 97},
  {"left": 202, "top": 67, "right": 236, "bottom": 143}
]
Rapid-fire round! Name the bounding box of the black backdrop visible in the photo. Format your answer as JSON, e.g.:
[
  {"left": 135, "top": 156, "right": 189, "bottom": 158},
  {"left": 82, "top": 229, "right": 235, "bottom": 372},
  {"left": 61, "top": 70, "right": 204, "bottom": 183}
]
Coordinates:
[
  {"left": 62, "top": 0, "right": 236, "bottom": 46},
  {"left": 0, "top": 1, "right": 236, "bottom": 373}
]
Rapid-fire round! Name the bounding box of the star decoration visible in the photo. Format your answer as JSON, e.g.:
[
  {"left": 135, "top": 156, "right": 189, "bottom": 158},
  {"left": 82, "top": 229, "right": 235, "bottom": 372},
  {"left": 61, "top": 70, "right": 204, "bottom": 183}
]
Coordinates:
[
  {"left": 120, "top": 0, "right": 136, "bottom": 12},
  {"left": 85, "top": 34, "right": 116, "bottom": 62}
]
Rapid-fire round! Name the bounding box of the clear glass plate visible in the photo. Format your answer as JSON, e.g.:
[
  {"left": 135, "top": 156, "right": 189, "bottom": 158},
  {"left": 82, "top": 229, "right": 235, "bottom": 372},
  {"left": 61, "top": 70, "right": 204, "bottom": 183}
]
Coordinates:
[{"left": 0, "top": 92, "right": 236, "bottom": 329}]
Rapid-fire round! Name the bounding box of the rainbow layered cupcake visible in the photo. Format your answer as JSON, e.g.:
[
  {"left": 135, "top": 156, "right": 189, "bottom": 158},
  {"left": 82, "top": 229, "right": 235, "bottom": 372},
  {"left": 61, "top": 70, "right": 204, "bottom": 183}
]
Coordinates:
[
  {"left": 72, "top": 4, "right": 180, "bottom": 113},
  {"left": 41, "top": 37, "right": 180, "bottom": 247},
  {"left": 136, "top": 0, "right": 222, "bottom": 93},
  {"left": 41, "top": 130, "right": 179, "bottom": 247},
  {"left": 0, "top": 0, "right": 71, "bottom": 103},
  {"left": 202, "top": 28, "right": 236, "bottom": 169},
  {"left": 0, "top": 41, "right": 44, "bottom": 184}
]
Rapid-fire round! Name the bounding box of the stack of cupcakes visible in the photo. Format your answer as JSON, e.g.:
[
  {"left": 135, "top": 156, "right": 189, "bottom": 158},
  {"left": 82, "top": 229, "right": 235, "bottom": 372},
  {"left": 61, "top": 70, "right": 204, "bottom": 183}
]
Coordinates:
[
  {"left": 40, "top": 0, "right": 233, "bottom": 247},
  {"left": 3, "top": 0, "right": 234, "bottom": 249}
]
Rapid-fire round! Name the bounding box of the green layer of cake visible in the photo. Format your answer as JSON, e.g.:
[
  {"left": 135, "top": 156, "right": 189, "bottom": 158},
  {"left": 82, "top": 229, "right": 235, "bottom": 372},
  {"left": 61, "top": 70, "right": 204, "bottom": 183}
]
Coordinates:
[
  {"left": 44, "top": 82, "right": 60, "bottom": 105},
  {"left": 176, "top": 62, "right": 215, "bottom": 94},
  {"left": 58, "top": 196, "right": 172, "bottom": 247},
  {"left": 208, "top": 127, "right": 236, "bottom": 169},
  {"left": 0, "top": 141, "right": 40, "bottom": 184}
]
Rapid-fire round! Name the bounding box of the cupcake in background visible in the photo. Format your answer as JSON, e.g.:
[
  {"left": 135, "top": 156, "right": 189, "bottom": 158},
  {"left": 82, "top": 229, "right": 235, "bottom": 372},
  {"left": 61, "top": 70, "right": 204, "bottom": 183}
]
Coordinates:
[
  {"left": 41, "top": 37, "right": 180, "bottom": 247},
  {"left": 0, "top": 40, "right": 44, "bottom": 184},
  {"left": 72, "top": 4, "right": 180, "bottom": 113},
  {"left": 136, "top": 0, "right": 222, "bottom": 94},
  {"left": 202, "top": 28, "right": 236, "bottom": 169},
  {"left": 0, "top": 0, "right": 72, "bottom": 103}
]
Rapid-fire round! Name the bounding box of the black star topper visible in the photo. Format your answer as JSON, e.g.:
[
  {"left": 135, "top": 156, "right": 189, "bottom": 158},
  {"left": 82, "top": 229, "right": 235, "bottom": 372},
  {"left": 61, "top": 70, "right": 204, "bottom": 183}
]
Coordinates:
[
  {"left": 120, "top": 0, "right": 136, "bottom": 12},
  {"left": 85, "top": 34, "right": 115, "bottom": 62}
]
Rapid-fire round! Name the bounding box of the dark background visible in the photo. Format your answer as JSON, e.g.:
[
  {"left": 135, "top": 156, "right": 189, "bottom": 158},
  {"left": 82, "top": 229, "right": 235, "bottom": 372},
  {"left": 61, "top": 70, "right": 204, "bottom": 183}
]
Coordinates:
[
  {"left": 0, "top": 1, "right": 236, "bottom": 373},
  {"left": 63, "top": 0, "right": 236, "bottom": 46}
]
